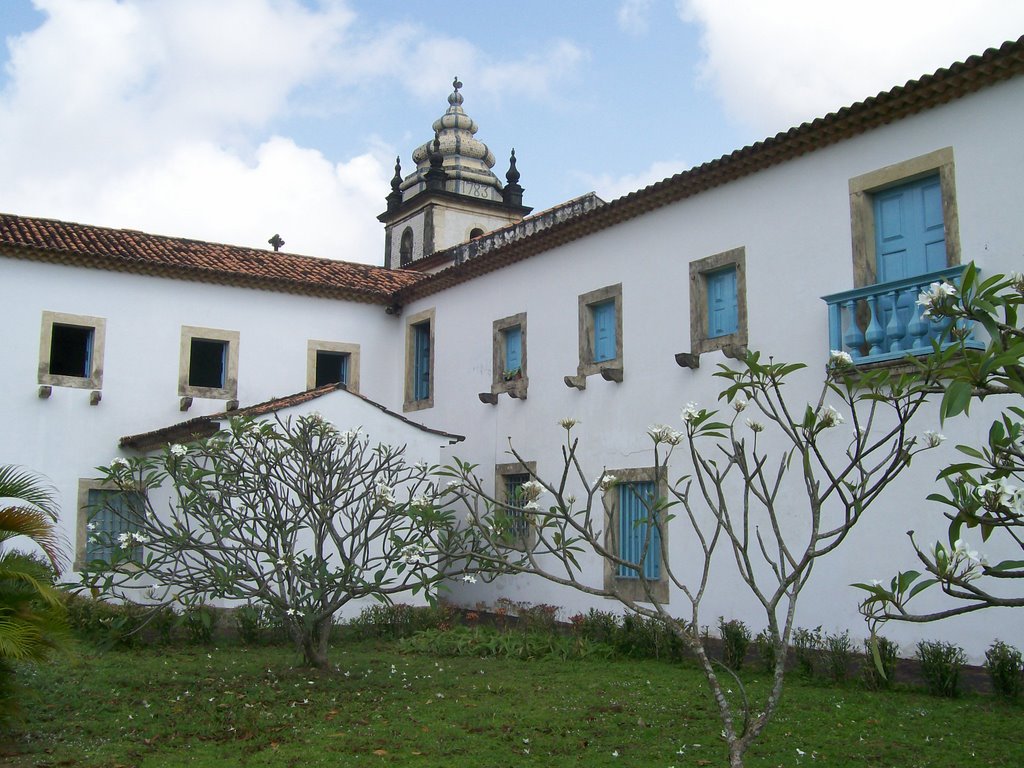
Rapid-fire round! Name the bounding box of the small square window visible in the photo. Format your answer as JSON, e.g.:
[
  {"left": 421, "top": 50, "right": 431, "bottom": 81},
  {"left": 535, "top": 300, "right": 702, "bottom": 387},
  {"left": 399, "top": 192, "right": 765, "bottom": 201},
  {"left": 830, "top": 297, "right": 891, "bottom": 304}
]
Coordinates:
[
  {"left": 38, "top": 311, "right": 106, "bottom": 389},
  {"left": 76, "top": 479, "right": 146, "bottom": 569},
  {"left": 576, "top": 284, "right": 622, "bottom": 379},
  {"left": 189, "top": 338, "right": 227, "bottom": 388},
  {"left": 179, "top": 326, "right": 239, "bottom": 399},
  {"left": 491, "top": 313, "right": 527, "bottom": 396},
  {"left": 689, "top": 248, "right": 747, "bottom": 356},
  {"left": 306, "top": 341, "right": 360, "bottom": 393},
  {"left": 602, "top": 466, "right": 668, "bottom": 604},
  {"left": 404, "top": 308, "right": 435, "bottom": 412}
]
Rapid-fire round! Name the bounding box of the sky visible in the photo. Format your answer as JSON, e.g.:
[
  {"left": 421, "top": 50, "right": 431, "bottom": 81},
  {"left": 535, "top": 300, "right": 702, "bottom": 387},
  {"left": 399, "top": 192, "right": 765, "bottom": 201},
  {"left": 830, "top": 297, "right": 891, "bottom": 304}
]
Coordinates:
[{"left": 1, "top": 1, "right": 1022, "bottom": 265}]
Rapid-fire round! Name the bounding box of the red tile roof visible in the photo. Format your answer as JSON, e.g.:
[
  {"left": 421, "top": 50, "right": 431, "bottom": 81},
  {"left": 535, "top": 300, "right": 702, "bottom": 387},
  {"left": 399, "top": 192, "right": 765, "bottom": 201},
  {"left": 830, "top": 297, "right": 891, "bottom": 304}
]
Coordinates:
[
  {"left": 0, "top": 213, "right": 424, "bottom": 303},
  {"left": 119, "top": 383, "right": 464, "bottom": 452},
  {"left": 396, "top": 35, "right": 1024, "bottom": 301}
]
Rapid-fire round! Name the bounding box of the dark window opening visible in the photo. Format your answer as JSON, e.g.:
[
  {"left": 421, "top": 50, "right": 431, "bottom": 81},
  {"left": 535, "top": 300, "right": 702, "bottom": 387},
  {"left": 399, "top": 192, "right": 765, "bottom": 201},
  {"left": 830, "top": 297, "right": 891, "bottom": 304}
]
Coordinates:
[
  {"left": 315, "top": 351, "right": 349, "bottom": 388},
  {"left": 49, "top": 323, "right": 93, "bottom": 377},
  {"left": 400, "top": 227, "right": 414, "bottom": 266},
  {"left": 189, "top": 338, "right": 227, "bottom": 388},
  {"left": 470, "top": 227, "right": 485, "bottom": 239},
  {"left": 504, "top": 473, "right": 532, "bottom": 540}
]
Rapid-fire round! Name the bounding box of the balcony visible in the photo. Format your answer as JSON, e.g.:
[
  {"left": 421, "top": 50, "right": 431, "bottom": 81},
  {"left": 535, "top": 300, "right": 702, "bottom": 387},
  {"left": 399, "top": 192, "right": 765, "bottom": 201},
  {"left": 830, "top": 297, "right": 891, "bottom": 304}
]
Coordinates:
[{"left": 822, "top": 265, "right": 980, "bottom": 365}]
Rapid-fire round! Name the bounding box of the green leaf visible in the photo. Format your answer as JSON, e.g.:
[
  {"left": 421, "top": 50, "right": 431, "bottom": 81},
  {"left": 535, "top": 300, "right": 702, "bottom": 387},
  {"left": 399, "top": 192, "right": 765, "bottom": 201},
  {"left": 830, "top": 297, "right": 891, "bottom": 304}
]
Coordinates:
[{"left": 940, "top": 380, "right": 974, "bottom": 422}]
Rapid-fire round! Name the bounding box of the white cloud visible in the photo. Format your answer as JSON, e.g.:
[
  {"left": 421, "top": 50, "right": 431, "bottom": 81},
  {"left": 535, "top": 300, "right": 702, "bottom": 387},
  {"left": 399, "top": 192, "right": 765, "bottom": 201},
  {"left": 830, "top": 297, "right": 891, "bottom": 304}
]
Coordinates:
[
  {"left": 617, "top": 0, "right": 653, "bottom": 35},
  {"left": 0, "top": 0, "right": 586, "bottom": 264},
  {"left": 679, "top": 0, "right": 1024, "bottom": 135},
  {"left": 580, "top": 159, "right": 685, "bottom": 202}
]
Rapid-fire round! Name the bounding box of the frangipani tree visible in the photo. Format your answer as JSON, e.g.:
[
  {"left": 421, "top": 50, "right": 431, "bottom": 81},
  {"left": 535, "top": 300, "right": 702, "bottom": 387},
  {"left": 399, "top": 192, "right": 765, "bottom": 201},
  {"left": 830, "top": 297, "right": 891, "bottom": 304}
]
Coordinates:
[
  {"left": 80, "top": 414, "right": 491, "bottom": 669},
  {"left": 445, "top": 352, "right": 943, "bottom": 768},
  {"left": 858, "top": 267, "right": 1024, "bottom": 628}
]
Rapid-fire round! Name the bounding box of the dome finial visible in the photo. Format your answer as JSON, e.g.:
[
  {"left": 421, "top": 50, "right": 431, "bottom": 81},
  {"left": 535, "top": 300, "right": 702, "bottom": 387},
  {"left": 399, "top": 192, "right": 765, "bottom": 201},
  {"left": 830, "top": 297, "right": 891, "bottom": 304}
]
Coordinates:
[
  {"left": 448, "top": 76, "right": 464, "bottom": 107},
  {"left": 391, "top": 156, "right": 402, "bottom": 193},
  {"left": 506, "top": 148, "right": 520, "bottom": 185}
]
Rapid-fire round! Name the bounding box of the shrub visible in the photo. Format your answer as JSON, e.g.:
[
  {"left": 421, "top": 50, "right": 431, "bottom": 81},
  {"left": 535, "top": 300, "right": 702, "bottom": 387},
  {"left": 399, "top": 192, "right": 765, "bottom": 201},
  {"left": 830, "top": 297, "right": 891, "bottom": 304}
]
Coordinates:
[
  {"left": 985, "top": 640, "right": 1023, "bottom": 700},
  {"left": 346, "top": 602, "right": 457, "bottom": 640},
  {"left": 718, "top": 617, "right": 751, "bottom": 671},
  {"left": 617, "top": 614, "right": 684, "bottom": 660},
  {"left": 792, "top": 626, "right": 822, "bottom": 678},
  {"left": 234, "top": 603, "right": 274, "bottom": 645},
  {"left": 823, "top": 630, "right": 853, "bottom": 682},
  {"left": 571, "top": 609, "right": 621, "bottom": 646},
  {"left": 861, "top": 636, "right": 899, "bottom": 691},
  {"left": 150, "top": 605, "right": 178, "bottom": 645},
  {"left": 517, "top": 603, "right": 560, "bottom": 634},
  {"left": 754, "top": 628, "right": 777, "bottom": 673},
  {"left": 182, "top": 604, "right": 217, "bottom": 645},
  {"left": 916, "top": 640, "right": 966, "bottom": 697},
  {"left": 63, "top": 593, "right": 146, "bottom": 649}
]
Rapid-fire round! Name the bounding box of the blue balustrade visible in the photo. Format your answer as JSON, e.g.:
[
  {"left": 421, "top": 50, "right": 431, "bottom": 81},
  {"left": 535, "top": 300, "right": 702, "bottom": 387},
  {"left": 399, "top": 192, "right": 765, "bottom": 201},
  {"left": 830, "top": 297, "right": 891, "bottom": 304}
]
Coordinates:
[{"left": 822, "top": 265, "right": 979, "bottom": 365}]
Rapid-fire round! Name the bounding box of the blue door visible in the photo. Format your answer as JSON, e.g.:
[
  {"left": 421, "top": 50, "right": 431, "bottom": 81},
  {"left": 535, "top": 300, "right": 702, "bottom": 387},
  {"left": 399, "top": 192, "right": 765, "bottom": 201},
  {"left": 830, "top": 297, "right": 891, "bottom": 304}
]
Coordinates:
[
  {"left": 874, "top": 174, "right": 946, "bottom": 282},
  {"left": 592, "top": 301, "right": 616, "bottom": 362},
  {"left": 707, "top": 266, "right": 738, "bottom": 338}
]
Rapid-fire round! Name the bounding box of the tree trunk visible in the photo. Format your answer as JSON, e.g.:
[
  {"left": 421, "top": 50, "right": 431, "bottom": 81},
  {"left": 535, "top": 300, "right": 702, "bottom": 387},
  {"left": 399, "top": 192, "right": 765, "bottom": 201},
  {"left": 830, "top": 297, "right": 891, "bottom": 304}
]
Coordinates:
[{"left": 298, "top": 619, "right": 332, "bottom": 670}]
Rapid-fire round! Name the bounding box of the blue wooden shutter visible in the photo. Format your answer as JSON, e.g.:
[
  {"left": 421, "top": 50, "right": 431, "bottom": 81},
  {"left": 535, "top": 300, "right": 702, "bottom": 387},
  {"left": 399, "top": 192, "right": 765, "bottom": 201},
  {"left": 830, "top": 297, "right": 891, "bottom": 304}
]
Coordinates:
[
  {"left": 413, "top": 323, "right": 430, "bottom": 400},
  {"left": 874, "top": 174, "right": 946, "bottom": 283},
  {"left": 592, "top": 300, "right": 616, "bottom": 362},
  {"left": 707, "top": 266, "right": 738, "bottom": 338},
  {"left": 617, "top": 481, "right": 659, "bottom": 580},
  {"left": 504, "top": 326, "right": 522, "bottom": 373},
  {"left": 86, "top": 489, "right": 144, "bottom": 562}
]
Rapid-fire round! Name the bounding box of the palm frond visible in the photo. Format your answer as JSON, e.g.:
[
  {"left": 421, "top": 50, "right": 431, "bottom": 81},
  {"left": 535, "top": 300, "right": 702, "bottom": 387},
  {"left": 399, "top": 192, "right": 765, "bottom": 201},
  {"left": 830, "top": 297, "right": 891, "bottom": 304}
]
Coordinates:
[
  {"left": 0, "top": 466, "right": 59, "bottom": 521},
  {"left": 0, "top": 506, "right": 69, "bottom": 574}
]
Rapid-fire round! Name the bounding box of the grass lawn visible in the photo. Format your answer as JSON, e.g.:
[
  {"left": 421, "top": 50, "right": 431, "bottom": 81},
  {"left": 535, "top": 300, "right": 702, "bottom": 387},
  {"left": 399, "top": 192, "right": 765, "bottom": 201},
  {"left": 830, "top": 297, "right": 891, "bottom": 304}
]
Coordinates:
[{"left": 3, "top": 640, "right": 1022, "bottom": 767}]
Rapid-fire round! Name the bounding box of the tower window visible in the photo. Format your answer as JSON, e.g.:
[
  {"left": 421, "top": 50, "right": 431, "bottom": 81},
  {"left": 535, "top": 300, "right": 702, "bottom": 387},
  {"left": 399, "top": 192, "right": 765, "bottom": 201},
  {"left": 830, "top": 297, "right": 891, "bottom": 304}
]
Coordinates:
[
  {"left": 49, "top": 324, "right": 94, "bottom": 378},
  {"left": 188, "top": 339, "right": 228, "bottom": 389},
  {"left": 178, "top": 326, "right": 239, "bottom": 399},
  {"left": 315, "top": 350, "right": 350, "bottom": 387},
  {"left": 38, "top": 310, "right": 106, "bottom": 389},
  {"left": 470, "top": 227, "right": 485, "bottom": 240},
  {"left": 400, "top": 227, "right": 414, "bottom": 266}
]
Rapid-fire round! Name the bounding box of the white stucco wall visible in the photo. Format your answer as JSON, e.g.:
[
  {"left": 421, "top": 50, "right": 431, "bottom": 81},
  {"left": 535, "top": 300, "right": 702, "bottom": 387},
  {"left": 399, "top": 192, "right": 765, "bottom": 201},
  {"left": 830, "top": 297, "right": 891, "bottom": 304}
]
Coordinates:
[{"left": 404, "top": 76, "right": 1024, "bottom": 660}]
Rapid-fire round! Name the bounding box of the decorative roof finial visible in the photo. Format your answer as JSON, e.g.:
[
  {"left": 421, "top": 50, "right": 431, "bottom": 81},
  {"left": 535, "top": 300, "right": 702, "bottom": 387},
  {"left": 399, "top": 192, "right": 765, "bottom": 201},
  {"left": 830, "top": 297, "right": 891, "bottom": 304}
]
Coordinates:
[
  {"left": 268, "top": 234, "right": 284, "bottom": 252},
  {"left": 425, "top": 130, "right": 446, "bottom": 189},
  {"left": 448, "top": 76, "right": 464, "bottom": 107},
  {"left": 390, "top": 156, "right": 402, "bottom": 193},
  {"left": 506, "top": 148, "right": 520, "bottom": 185}
]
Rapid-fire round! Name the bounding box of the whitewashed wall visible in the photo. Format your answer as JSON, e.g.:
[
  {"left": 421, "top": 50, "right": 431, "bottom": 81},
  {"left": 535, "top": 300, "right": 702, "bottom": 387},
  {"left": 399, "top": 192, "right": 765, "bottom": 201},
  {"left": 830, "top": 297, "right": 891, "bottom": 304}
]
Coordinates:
[{"left": 403, "top": 76, "right": 1024, "bottom": 660}]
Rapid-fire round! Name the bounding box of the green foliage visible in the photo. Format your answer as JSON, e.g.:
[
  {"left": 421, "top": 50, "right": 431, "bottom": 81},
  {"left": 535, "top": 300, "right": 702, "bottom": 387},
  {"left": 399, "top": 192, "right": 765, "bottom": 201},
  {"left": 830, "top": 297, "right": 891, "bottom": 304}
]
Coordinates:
[
  {"left": 792, "top": 626, "right": 822, "bottom": 679},
  {"left": 569, "top": 608, "right": 621, "bottom": 646},
  {"left": 63, "top": 593, "right": 146, "bottom": 649},
  {"left": 718, "top": 616, "right": 751, "bottom": 671},
  {"left": 182, "top": 603, "right": 217, "bottom": 645},
  {"left": 398, "top": 625, "right": 613, "bottom": 661},
  {"left": 984, "top": 639, "right": 1023, "bottom": 700},
  {"left": 916, "top": 640, "right": 967, "bottom": 697},
  {"left": 822, "top": 630, "right": 853, "bottom": 682},
  {"left": 345, "top": 602, "right": 458, "bottom": 640},
  {"left": 617, "top": 613, "right": 685, "bottom": 660},
  {"left": 754, "top": 628, "right": 777, "bottom": 673},
  {"left": 861, "top": 635, "right": 899, "bottom": 691}
]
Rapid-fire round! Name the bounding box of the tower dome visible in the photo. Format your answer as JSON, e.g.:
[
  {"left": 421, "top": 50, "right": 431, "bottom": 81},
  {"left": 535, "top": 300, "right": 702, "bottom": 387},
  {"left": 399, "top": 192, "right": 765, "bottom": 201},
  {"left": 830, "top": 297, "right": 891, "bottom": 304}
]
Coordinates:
[{"left": 401, "top": 78, "right": 503, "bottom": 201}]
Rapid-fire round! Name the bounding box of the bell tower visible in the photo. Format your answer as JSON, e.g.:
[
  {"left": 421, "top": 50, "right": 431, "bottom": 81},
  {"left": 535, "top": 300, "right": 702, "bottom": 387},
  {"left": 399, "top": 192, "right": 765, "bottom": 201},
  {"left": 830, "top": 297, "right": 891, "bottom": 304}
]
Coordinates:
[{"left": 380, "top": 78, "right": 531, "bottom": 270}]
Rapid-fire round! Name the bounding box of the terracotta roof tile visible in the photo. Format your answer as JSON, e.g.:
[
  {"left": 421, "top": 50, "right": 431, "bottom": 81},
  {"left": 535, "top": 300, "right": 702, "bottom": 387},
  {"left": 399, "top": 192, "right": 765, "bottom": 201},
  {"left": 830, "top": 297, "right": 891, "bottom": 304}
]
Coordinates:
[
  {"left": 119, "top": 383, "right": 464, "bottom": 452},
  {"left": 0, "top": 214, "right": 425, "bottom": 302}
]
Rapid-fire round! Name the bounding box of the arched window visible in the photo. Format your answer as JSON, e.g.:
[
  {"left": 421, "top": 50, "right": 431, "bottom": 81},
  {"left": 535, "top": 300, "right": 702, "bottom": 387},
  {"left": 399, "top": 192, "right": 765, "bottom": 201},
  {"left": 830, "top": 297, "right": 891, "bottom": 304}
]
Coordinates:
[
  {"left": 399, "top": 227, "right": 414, "bottom": 266},
  {"left": 469, "top": 227, "right": 485, "bottom": 240}
]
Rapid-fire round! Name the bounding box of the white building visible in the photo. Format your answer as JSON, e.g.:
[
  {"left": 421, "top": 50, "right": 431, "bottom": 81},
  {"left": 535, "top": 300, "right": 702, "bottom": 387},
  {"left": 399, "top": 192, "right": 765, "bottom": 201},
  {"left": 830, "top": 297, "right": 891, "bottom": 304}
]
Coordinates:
[{"left": 2, "top": 38, "right": 1023, "bottom": 655}]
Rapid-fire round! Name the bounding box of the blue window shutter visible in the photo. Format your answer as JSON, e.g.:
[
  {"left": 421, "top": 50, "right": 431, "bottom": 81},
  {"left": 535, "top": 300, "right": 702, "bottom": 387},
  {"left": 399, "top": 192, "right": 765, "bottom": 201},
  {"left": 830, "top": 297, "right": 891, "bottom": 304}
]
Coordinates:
[
  {"left": 874, "top": 174, "right": 946, "bottom": 282},
  {"left": 504, "top": 326, "right": 522, "bottom": 373},
  {"left": 617, "top": 481, "right": 659, "bottom": 580},
  {"left": 592, "top": 300, "right": 616, "bottom": 362},
  {"left": 413, "top": 323, "right": 431, "bottom": 400},
  {"left": 338, "top": 353, "right": 349, "bottom": 386},
  {"left": 504, "top": 472, "right": 531, "bottom": 539},
  {"left": 707, "top": 267, "right": 738, "bottom": 338},
  {"left": 86, "top": 489, "right": 144, "bottom": 562}
]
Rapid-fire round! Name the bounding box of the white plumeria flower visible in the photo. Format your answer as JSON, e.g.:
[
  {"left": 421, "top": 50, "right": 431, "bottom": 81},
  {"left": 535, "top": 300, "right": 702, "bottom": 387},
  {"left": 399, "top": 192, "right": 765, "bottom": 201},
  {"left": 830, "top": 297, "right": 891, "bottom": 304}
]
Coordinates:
[
  {"left": 558, "top": 417, "right": 579, "bottom": 429},
  {"left": 648, "top": 424, "right": 683, "bottom": 445},
  {"left": 375, "top": 482, "right": 397, "bottom": 505},
  {"left": 819, "top": 404, "right": 844, "bottom": 428},
  {"left": 915, "top": 281, "right": 957, "bottom": 317},
  {"left": 564, "top": 493, "right": 576, "bottom": 505},
  {"left": 680, "top": 402, "right": 700, "bottom": 423},
  {"left": 110, "top": 457, "right": 130, "bottom": 470},
  {"left": 829, "top": 349, "right": 854, "bottom": 366},
  {"left": 923, "top": 430, "right": 946, "bottom": 448},
  {"left": 523, "top": 500, "right": 541, "bottom": 512},
  {"left": 462, "top": 574, "right": 477, "bottom": 584},
  {"left": 86, "top": 522, "right": 96, "bottom": 531},
  {"left": 521, "top": 479, "right": 545, "bottom": 500},
  {"left": 597, "top": 473, "right": 617, "bottom": 491},
  {"left": 732, "top": 399, "right": 748, "bottom": 413},
  {"left": 869, "top": 579, "right": 883, "bottom": 587},
  {"left": 745, "top": 418, "right": 765, "bottom": 433},
  {"left": 169, "top": 443, "right": 188, "bottom": 457}
]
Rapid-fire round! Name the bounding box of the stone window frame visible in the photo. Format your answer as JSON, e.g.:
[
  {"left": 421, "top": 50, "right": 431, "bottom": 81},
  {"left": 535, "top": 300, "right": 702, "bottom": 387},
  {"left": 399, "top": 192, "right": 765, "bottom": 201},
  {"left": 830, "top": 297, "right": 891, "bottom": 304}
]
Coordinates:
[
  {"left": 403, "top": 307, "right": 435, "bottom": 412},
  {"left": 491, "top": 312, "right": 528, "bottom": 397},
  {"left": 74, "top": 478, "right": 145, "bottom": 571},
  {"left": 494, "top": 460, "right": 538, "bottom": 551},
  {"left": 306, "top": 340, "right": 360, "bottom": 393},
  {"left": 400, "top": 227, "right": 414, "bottom": 267},
  {"left": 38, "top": 310, "right": 106, "bottom": 390},
  {"left": 603, "top": 465, "right": 669, "bottom": 604},
  {"left": 178, "top": 325, "right": 239, "bottom": 400},
  {"left": 849, "top": 146, "right": 960, "bottom": 288},
  {"left": 689, "top": 247, "right": 747, "bottom": 356},
  {"left": 577, "top": 283, "right": 623, "bottom": 378}
]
